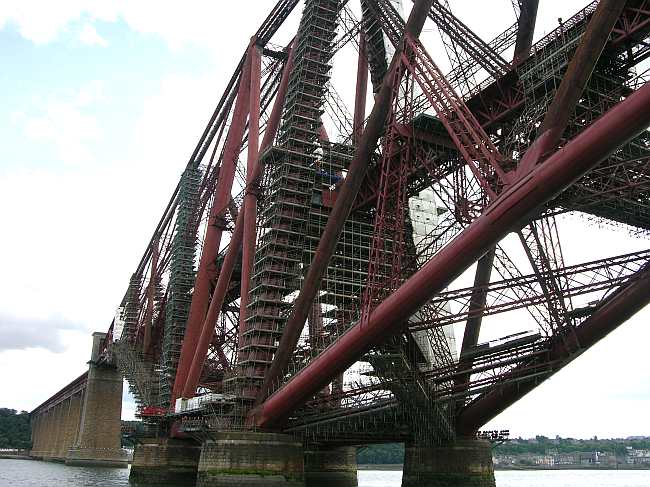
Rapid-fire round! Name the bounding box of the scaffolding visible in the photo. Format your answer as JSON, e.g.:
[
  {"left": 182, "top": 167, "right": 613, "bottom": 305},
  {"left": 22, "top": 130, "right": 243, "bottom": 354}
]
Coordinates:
[
  {"left": 228, "top": 0, "right": 344, "bottom": 404},
  {"left": 160, "top": 165, "right": 201, "bottom": 406},
  {"left": 102, "top": 0, "right": 650, "bottom": 451}
]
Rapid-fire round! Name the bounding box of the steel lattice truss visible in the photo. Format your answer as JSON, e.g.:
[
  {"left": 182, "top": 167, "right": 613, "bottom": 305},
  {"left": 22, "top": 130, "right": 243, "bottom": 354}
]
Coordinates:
[{"left": 94, "top": 0, "right": 650, "bottom": 446}]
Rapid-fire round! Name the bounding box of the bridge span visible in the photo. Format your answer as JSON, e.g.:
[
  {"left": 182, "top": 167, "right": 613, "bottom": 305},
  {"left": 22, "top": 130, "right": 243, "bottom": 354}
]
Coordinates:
[{"left": 30, "top": 0, "right": 650, "bottom": 485}]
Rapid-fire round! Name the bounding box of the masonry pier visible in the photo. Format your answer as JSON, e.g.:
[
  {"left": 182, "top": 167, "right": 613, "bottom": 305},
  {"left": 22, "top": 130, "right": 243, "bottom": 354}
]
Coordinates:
[
  {"left": 66, "top": 332, "right": 128, "bottom": 467},
  {"left": 402, "top": 437, "right": 495, "bottom": 487},
  {"left": 130, "top": 437, "right": 201, "bottom": 485},
  {"left": 304, "top": 446, "right": 358, "bottom": 487},
  {"left": 30, "top": 332, "right": 128, "bottom": 467},
  {"left": 196, "top": 432, "right": 304, "bottom": 486}
]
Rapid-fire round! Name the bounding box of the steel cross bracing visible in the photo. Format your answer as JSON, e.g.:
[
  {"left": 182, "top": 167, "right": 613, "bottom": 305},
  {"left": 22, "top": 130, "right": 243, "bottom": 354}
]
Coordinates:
[
  {"left": 437, "top": 1, "right": 519, "bottom": 94},
  {"left": 428, "top": 1, "right": 511, "bottom": 80},
  {"left": 357, "top": 63, "right": 456, "bottom": 445},
  {"left": 401, "top": 34, "right": 511, "bottom": 197},
  {"left": 82, "top": 0, "right": 650, "bottom": 445},
  {"left": 252, "top": 0, "right": 648, "bottom": 428},
  {"left": 409, "top": 248, "right": 650, "bottom": 330}
]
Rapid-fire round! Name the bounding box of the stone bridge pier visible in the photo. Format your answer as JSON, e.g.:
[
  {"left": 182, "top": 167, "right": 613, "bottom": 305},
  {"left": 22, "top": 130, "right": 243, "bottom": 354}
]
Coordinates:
[
  {"left": 131, "top": 432, "right": 360, "bottom": 487},
  {"left": 30, "top": 332, "right": 128, "bottom": 468},
  {"left": 131, "top": 431, "right": 496, "bottom": 486}
]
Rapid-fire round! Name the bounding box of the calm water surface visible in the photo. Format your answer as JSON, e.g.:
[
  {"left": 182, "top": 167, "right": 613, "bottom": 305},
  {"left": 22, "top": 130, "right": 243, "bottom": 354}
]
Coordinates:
[{"left": 1, "top": 459, "right": 649, "bottom": 487}]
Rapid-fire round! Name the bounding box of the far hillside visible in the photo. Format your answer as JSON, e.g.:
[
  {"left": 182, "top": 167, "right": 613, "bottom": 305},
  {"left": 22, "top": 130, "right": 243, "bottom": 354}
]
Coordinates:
[{"left": 0, "top": 408, "right": 31, "bottom": 449}]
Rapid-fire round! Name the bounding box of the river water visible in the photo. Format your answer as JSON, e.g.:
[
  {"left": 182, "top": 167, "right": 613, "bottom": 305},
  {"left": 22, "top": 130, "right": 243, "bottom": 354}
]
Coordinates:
[{"left": 1, "top": 459, "right": 649, "bottom": 486}]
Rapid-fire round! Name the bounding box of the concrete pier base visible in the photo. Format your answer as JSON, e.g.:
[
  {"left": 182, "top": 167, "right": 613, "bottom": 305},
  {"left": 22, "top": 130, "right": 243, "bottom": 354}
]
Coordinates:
[
  {"left": 129, "top": 437, "right": 201, "bottom": 485},
  {"left": 304, "top": 446, "right": 358, "bottom": 487},
  {"left": 197, "top": 432, "right": 304, "bottom": 486},
  {"left": 65, "top": 332, "right": 128, "bottom": 468},
  {"left": 66, "top": 447, "right": 129, "bottom": 468},
  {"left": 402, "top": 438, "right": 495, "bottom": 487}
]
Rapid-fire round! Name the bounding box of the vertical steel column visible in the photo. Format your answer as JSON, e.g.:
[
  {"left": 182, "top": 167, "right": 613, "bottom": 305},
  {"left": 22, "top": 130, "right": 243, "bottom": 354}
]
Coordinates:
[
  {"left": 182, "top": 210, "right": 245, "bottom": 398},
  {"left": 256, "top": 0, "right": 436, "bottom": 405},
  {"left": 512, "top": 0, "right": 539, "bottom": 64},
  {"left": 453, "top": 247, "right": 496, "bottom": 393},
  {"left": 319, "top": 121, "right": 330, "bottom": 142},
  {"left": 354, "top": 32, "right": 369, "bottom": 144},
  {"left": 253, "top": 82, "right": 650, "bottom": 427},
  {"left": 240, "top": 42, "right": 263, "bottom": 333},
  {"left": 308, "top": 303, "right": 324, "bottom": 350},
  {"left": 181, "top": 44, "right": 295, "bottom": 399},
  {"left": 172, "top": 53, "right": 252, "bottom": 401}
]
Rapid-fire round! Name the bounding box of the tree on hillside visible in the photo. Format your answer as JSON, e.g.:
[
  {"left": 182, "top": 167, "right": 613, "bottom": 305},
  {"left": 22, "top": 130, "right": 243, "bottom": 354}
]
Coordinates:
[{"left": 0, "top": 408, "right": 32, "bottom": 449}]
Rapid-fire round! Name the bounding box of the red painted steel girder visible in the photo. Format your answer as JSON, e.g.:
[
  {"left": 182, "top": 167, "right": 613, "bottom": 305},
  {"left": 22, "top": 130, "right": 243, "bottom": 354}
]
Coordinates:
[
  {"left": 454, "top": 248, "right": 496, "bottom": 394},
  {"left": 172, "top": 54, "right": 252, "bottom": 402},
  {"left": 181, "top": 43, "right": 296, "bottom": 399},
  {"left": 467, "top": 1, "right": 650, "bottom": 130},
  {"left": 182, "top": 211, "right": 244, "bottom": 398},
  {"left": 353, "top": 32, "right": 369, "bottom": 145},
  {"left": 253, "top": 81, "right": 650, "bottom": 429},
  {"left": 240, "top": 43, "right": 262, "bottom": 332},
  {"left": 456, "top": 264, "right": 650, "bottom": 435},
  {"left": 427, "top": 1, "right": 510, "bottom": 79},
  {"left": 409, "top": 248, "right": 650, "bottom": 330},
  {"left": 513, "top": 0, "right": 539, "bottom": 63}
]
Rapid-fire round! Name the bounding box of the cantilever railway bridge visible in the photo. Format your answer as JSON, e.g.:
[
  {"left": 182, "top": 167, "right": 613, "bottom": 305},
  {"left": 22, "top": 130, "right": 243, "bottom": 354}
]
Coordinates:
[{"left": 29, "top": 0, "right": 650, "bottom": 485}]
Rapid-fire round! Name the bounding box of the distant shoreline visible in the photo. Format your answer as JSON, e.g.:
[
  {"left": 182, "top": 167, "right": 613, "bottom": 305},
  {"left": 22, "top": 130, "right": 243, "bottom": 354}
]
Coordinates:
[
  {"left": 496, "top": 464, "right": 650, "bottom": 471},
  {"left": 358, "top": 464, "right": 650, "bottom": 471},
  {"left": 5, "top": 458, "right": 650, "bottom": 472},
  {"left": 0, "top": 454, "right": 32, "bottom": 460}
]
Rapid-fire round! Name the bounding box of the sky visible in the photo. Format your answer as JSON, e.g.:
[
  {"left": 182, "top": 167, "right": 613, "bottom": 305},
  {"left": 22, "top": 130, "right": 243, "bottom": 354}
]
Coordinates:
[{"left": 0, "top": 0, "right": 648, "bottom": 439}]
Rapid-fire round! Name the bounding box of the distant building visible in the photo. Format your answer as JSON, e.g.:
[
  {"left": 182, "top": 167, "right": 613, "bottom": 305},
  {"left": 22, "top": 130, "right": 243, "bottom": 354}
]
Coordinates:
[
  {"left": 626, "top": 447, "right": 650, "bottom": 464},
  {"left": 535, "top": 455, "right": 555, "bottom": 466},
  {"left": 554, "top": 452, "right": 579, "bottom": 465},
  {"left": 493, "top": 455, "right": 517, "bottom": 466}
]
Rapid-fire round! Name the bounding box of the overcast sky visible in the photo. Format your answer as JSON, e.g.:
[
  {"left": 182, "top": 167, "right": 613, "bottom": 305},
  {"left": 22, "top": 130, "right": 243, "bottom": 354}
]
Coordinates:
[{"left": 1, "top": 0, "right": 648, "bottom": 439}]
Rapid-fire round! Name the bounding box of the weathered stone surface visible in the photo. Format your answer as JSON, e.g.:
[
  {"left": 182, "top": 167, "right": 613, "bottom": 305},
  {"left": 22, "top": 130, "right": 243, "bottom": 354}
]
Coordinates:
[
  {"left": 66, "top": 332, "right": 128, "bottom": 468},
  {"left": 402, "top": 438, "right": 495, "bottom": 487},
  {"left": 30, "top": 390, "right": 83, "bottom": 462},
  {"left": 130, "top": 437, "right": 201, "bottom": 485},
  {"left": 304, "top": 446, "right": 358, "bottom": 487},
  {"left": 197, "top": 432, "right": 304, "bottom": 486}
]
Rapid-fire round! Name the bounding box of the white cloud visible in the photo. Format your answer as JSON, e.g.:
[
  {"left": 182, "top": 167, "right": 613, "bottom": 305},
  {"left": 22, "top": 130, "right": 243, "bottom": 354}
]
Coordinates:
[
  {"left": 0, "top": 0, "right": 115, "bottom": 44},
  {"left": 0, "top": 0, "right": 272, "bottom": 55},
  {"left": 0, "top": 313, "right": 83, "bottom": 353},
  {"left": 75, "top": 80, "right": 105, "bottom": 106},
  {"left": 78, "top": 22, "right": 108, "bottom": 47},
  {"left": 0, "top": 335, "right": 91, "bottom": 412},
  {"left": 0, "top": 69, "right": 223, "bottom": 412},
  {"left": 13, "top": 83, "right": 104, "bottom": 166}
]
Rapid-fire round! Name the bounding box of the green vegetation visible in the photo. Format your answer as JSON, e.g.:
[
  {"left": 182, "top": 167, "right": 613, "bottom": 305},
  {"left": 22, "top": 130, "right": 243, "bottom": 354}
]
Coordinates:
[
  {"left": 496, "top": 436, "right": 650, "bottom": 457},
  {"left": 0, "top": 408, "right": 31, "bottom": 449},
  {"left": 356, "top": 436, "right": 650, "bottom": 464},
  {"left": 357, "top": 443, "right": 404, "bottom": 464}
]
